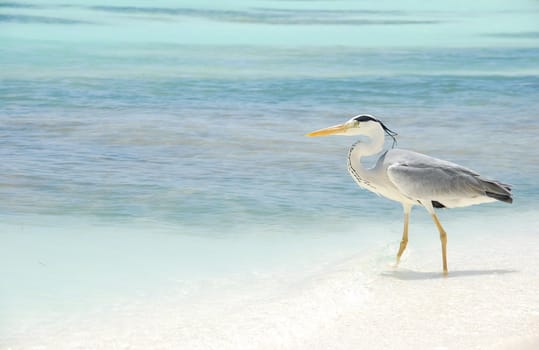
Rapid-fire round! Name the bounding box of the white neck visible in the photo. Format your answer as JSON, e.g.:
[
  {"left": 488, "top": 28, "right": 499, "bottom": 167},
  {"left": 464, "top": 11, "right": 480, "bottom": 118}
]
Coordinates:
[
  {"left": 351, "top": 123, "right": 386, "bottom": 158},
  {"left": 347, "top": 123, "right": 386, "bottom": 187}
]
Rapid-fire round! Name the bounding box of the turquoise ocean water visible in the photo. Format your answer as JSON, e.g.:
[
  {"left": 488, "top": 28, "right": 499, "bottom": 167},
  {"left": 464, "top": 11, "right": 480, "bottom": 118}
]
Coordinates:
[{"left": 1, "top": 0, "right": 538, "bottom": 346}]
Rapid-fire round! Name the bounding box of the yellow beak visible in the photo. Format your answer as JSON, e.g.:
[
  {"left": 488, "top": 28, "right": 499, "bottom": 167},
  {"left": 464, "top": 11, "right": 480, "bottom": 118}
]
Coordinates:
[{"left": 305, "top": 123, "right": 349, "bottom": 137}]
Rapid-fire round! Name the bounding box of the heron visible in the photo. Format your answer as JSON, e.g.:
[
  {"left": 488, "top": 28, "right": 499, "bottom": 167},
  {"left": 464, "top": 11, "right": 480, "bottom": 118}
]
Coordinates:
[{"left": 306, "top": 114, "right": 512, "bottom": 275}]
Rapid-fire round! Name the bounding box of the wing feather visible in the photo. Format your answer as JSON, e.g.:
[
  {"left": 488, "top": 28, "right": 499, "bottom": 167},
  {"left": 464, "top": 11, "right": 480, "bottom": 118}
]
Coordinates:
[{"left": 384, "top": 150, "right": 487, "bottom": 204}]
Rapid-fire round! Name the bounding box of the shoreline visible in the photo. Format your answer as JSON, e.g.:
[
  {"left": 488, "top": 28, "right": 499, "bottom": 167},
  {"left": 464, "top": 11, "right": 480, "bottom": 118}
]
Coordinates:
[{"left": 3, "top": 226, "right": 539, "bottom": 349}]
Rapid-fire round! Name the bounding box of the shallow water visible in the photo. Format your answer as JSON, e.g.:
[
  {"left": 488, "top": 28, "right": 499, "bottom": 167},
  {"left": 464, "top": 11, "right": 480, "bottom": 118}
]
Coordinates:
[{"left": 1, "top": 0, "right": 538, "bottom": 347}]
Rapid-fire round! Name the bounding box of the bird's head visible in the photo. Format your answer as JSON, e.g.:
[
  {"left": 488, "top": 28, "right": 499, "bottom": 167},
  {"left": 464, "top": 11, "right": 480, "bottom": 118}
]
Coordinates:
[{"left": 305, "top": 114, "right": 398, "bottom": 141}]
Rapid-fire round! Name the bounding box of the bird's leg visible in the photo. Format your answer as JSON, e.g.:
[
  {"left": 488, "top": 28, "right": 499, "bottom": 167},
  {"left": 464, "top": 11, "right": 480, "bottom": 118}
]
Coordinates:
[
  {"left": 431, "top": 213, "right": 448, "bottom": 275},
  {"left": 395, "top": 206, "right": 411, "bottom": 266}
]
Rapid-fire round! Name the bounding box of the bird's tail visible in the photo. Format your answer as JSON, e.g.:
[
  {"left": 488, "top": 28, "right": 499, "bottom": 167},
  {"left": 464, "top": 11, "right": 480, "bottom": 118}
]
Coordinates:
[{"left": 480, "top": 178, "right": 513, "bottom": 204}]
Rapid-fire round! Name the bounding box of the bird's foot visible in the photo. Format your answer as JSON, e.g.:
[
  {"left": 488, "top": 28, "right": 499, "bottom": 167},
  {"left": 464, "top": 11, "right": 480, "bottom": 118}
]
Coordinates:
[{"left": 391, "top": 258, "right": 401, "bottom": 269}]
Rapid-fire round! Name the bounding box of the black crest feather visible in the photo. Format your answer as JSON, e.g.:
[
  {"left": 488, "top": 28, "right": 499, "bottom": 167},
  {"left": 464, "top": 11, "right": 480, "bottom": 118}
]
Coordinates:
[{"left": 354, "top": 115, "right": 398, "bottom": 148}]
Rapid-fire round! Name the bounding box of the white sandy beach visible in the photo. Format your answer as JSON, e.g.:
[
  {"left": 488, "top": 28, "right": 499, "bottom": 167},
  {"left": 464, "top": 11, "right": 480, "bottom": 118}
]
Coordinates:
[{"left": 4, "top": 212, "right": 538, "bottom": 350}]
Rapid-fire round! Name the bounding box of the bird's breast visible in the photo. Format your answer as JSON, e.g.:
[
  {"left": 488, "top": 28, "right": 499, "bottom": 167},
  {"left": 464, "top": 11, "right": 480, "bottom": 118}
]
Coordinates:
[
  {"left": 347, "top": 162, "right": 379, "bottom": 193},
  {"left": 347, "top": 159, "right": 416, "bottom": 205}
]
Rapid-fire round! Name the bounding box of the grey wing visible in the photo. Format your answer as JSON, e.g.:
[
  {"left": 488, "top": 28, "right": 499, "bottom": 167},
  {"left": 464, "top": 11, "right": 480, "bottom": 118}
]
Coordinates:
[{"left": 385, "top": 151, "right": 512, "bottom": 208}]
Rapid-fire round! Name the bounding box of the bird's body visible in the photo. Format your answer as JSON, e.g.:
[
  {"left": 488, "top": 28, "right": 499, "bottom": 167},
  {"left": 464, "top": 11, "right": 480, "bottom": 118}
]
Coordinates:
[
  {"left": 307, "top": 114, "right": 512, "bottom": 275},
  {"left": 349, "top": 146, "right": 511, "bottom": 209}
]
